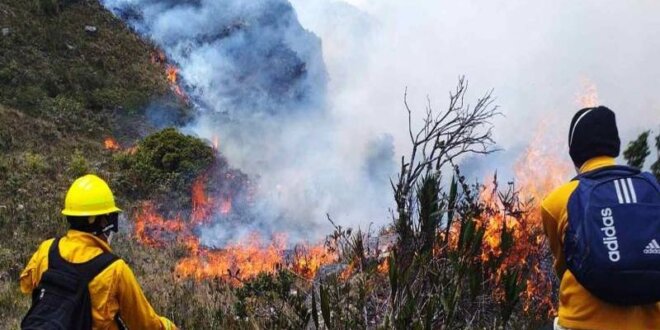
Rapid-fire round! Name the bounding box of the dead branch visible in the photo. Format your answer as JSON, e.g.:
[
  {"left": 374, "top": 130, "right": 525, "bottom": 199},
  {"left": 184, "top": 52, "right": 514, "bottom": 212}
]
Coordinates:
[{"left": 394, "top": 77, "right": 500, "bottom": 215}]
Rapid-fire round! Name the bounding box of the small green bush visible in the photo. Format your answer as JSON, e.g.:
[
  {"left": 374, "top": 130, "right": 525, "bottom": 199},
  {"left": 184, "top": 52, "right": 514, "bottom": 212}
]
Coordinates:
[
  {"left": 47, "top": 95, "right": 85, "bottom": 116},
  {"left": 67, "top": 150, "right": 91, "bottom": 178},
  {"left": 22, "top": 152, "right": 48, "bottom": 174},
  {"left": 114, "top": 128, "right": 214, "bottom": 209},
  {"left": 13, "top": 86, "right": 47, "bottom": 113}
]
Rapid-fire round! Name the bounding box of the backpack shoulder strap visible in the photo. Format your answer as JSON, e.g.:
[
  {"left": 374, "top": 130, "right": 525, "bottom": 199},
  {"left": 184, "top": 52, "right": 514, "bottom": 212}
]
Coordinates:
[
  {"left": 47, "top": 237, "right": 119, "bottom": 280},
  {"left": 74, "top": 252, "right": 120, "bottom": 282},
  {"left": 47, "top": 237, "right": 68, "bottom": 271},
  {"left": 572, "top": 165, "right": 641, "bottom": 181}
]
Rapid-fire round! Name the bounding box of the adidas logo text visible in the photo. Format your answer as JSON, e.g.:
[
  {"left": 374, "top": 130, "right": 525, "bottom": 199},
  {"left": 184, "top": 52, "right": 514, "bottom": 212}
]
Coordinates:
[
  {"left": 643, "top": 239, "right": 660, "bottom": 255},
  {"left": 600, "top": 207, "right": 620, "bottom": 262}
]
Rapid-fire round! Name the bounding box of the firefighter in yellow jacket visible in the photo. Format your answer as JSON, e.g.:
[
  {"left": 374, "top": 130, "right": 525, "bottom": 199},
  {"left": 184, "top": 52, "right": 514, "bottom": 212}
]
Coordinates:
[
  {"left": 542, "top": 106, "right": 660, "bottom": 330},
  {"left": 20, "top": 174, "right": 177, "bottom": 329}
]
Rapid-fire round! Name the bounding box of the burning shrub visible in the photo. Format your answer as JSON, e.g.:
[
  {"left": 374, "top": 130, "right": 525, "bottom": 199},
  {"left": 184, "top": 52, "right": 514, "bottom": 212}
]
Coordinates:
[
  {"left": 114, "top": 128, "right": 214, "bottom": 210},
  {"left": 377, "top": 78, "right": 555, "bottom": 328}
]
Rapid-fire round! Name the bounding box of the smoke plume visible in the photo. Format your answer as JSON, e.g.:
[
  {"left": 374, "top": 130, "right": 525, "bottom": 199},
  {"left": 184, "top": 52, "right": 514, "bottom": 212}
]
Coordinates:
[
  {"left": 290, "top": 0, "right": 660, "bottom": 178},
  {"left": 101, "top": 0, "right": 395, "bottom": 245}
]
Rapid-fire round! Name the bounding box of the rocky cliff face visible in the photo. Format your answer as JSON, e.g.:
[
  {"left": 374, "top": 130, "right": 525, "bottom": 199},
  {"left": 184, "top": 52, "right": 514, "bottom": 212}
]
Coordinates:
[{"left": 101, "top": 0, "right": 328, "bottom": 118}]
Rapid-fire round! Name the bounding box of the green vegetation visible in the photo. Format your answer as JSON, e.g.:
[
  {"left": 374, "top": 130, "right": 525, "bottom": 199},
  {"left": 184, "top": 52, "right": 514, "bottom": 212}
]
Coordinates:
[
  {"left": 653, "top": 134, "right": 660, "bottom": 180},
  {"left": 113, "top": 128, "right": 215, "bottom": 210},
  {"left": 624, "top": 130, "right": 660, "bottom": 180},
  {"left": 0, "top": 0, "right": 168, "bottom": 120},
  {"left": 0, "top": 1, "right": 183, "bottom": 328},
  {"left": 623, "top": 130, "right": 651, "bottom": 169}
]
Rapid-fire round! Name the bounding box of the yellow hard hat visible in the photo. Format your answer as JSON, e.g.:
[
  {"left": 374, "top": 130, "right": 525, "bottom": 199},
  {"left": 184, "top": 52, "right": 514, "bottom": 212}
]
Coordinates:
[{"left": 62, "top": 174, "right": 122, "bottom": 217}]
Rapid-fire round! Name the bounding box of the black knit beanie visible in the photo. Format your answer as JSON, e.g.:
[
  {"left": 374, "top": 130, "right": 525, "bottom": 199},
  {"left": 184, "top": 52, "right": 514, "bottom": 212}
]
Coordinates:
[{"left": 568, "top": 106, "right": 621, "bottom": 168}]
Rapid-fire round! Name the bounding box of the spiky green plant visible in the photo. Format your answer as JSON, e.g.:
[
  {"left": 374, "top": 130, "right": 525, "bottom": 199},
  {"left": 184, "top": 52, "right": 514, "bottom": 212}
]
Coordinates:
[
  {"left": 623, "top": 131, "right": 650, "bottom": 169},
  {"left": 652, "top": 133, "right": 660, "bottom": 180}
]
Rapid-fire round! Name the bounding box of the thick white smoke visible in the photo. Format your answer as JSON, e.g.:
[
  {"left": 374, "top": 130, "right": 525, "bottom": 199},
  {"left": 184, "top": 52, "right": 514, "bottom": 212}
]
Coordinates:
[
  {"left": 101, "top": 0, "right": 396, "bottom": 245},
  {"left": 291, "top": 0, "right": 660, "bottom": 178}
]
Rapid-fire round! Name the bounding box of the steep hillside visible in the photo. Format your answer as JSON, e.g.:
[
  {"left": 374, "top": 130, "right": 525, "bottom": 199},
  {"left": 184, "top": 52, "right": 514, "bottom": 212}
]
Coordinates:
[
  {"left": 0, "top": 0, "right": 175, "bottom": 326},
  {"left": 0, "top": 0, "right": 168, "bottom": 116}
]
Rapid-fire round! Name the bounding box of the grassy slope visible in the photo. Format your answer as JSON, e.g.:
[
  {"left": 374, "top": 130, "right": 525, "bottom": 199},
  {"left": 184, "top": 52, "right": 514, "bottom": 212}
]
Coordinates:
[
  {"left": 0, "top": 3, "right": 258, "bottom": 328},
  {"left": 0, "top": 0, "right": 167, "bottom": 116},
  {"left": 0, "top": 0, "right": 172, "bottom": 327}
]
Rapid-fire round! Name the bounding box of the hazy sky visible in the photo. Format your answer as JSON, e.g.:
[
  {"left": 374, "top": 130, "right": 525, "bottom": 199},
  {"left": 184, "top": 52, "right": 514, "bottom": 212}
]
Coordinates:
[{"left": 290, "top": 0, "right": 660, "bottom": 176}]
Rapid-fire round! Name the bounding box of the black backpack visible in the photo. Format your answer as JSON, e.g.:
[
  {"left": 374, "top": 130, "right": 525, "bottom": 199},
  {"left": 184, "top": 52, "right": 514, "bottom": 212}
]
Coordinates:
[{"left": 21, "top": 237, "right": 120, "bottom": 330}]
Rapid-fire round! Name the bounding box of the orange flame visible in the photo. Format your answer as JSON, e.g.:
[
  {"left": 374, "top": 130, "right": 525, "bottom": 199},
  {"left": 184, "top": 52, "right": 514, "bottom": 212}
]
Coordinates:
[
  {"left": 191, "top": 176, "right": 214, "bottom": 225},
  {"left": 175, "top": 233, "right": 287, "bottom": 281},
  {"left": 133, "top": 177, "right": 337, "bottom": 283},
  {"left": 577, "top": 78, "right": 599, "bottom": 108},
  {"left": 104, "top": 138, "right": 120, "bottom": 151},
  {"left": 134, "top": 203, "right": 187, "bottom": 247},
  {"left": 166, "top": 65, "right": 178, "bottom": 84},
  {"left": 173, "top": 234, "right": 336, "bottom": 282},
  {"left": 165, "top": 64, "right": 187, "bottom": 100},
  {"left": 291, "top": 244, "right": 337, "bottom": 279},
  {"left": 475, "top": 81, "right": 599, "bottom": 317},
  {"left": 477, "top": 122, "right": 571, "bottom": 318},
  {"left": 377, "top": 258, "right": 390, "bottom": 274},
  {"left": 153, "top": 50, "right": 187, "bottom": 100}
]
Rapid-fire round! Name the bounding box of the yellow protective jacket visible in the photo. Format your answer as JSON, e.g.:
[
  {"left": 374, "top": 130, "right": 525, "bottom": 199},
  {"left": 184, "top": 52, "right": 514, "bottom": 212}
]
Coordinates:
[
  {"left": 542, "top": 156, "right": 660, "bottom": 330},
  {"left": 20, "top": 230, "right": 177, "bottom": 330}
]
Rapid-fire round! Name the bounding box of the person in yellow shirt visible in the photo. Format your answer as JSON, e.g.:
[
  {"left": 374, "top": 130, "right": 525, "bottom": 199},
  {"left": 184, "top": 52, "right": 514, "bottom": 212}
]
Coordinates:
[
  {"left": 542, "top": 106, "right": 660, "bottom": 330},
  {"left": 20, "top": 174, "right": 177, "bottom": 329}
]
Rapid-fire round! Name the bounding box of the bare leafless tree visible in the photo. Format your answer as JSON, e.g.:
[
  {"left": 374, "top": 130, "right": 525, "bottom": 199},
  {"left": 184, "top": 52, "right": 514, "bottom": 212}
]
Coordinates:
[
  {"left": 385, "top": 77, "right": 504, "bottom": 328},
  {"left": 392, "top": 76, "right": 500, "bottom": 263}
]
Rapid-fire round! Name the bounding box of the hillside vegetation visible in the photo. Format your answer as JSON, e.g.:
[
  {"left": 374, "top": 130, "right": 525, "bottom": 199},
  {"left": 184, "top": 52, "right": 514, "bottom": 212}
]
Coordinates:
[{"left": 0, "top": 0, "right": 175, "bottom": 327}]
